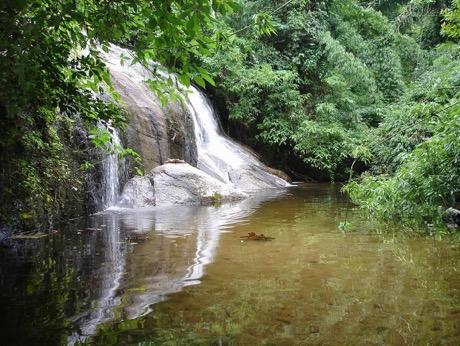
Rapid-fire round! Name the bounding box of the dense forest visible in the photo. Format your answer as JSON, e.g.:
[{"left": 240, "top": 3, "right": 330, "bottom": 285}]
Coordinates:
[
  {"left": 1, "top": 0, "right": 459, "bottom": 232},
  {"left": 2, "top": 1, "right": 460, "bottom": 345},
  {"left": 202, "top": 0, "right": 460, "bottom": 230}
]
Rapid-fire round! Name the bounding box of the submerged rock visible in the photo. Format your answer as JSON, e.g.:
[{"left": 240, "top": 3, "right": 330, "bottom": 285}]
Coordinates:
[
  {"left": 118, "top": 163, "right": 246, "bottom": 207},
  {"left": 240, "top": 232, "right": 274, "bottom": 241}
]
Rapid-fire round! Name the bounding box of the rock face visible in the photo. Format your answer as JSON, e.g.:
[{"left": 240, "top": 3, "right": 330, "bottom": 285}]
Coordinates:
[
  {"left": 118, "top": 163, "right": 247, "bottom": 207},
  {"left": 103, "top": 46, "right": 198, "bottom": 172},
  {"left": 152, "top": 163, "right": 247, "bottom": 206}
]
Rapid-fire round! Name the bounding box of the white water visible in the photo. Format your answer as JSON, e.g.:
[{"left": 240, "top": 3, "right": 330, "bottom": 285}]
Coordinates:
[
  {"left": 186, "top": 89, "right": 246, "bottom": 183},
  {"left": 185, "top": 88, "right": 289, "bottom": 187},
  {"left": 185, "top": 84, "right": 290, "bottom": 187},
  {"left": 101, "top": 124, "right": 122, "bottom": 209}
]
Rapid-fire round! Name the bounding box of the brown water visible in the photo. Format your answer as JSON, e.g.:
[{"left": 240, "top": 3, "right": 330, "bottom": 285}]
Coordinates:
[{"left": 1, "top": 184, "right": 459, "bottom": 345}]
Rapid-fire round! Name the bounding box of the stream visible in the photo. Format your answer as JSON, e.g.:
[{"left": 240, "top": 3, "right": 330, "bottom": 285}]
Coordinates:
[{"left": 1, "top": 184, "right": 459, "bottom": 345}]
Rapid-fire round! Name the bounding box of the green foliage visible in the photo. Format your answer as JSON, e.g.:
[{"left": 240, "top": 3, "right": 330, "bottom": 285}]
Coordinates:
[
  {"left": 345, "top": 104, "right": 460, "bottom": 226},
  {"left": 292, "top": 121, "right": 351, "bottom": 176},
  {"left": 3, "top": 116, "right": 87, "bottom": 229},
  {"left": 345, "top": 41, "right": 460, "bottom": 228},
  {"left": 252, "top": 12, "right": 277, "bottom": 36},
  {"left": 203, "top": 0, "right": 458, "bottom": 229},
  {"left": 88, "top": 128, "right": 113, "bottom": 149},
  {"left": 384, "top": 0, "right": 449, "bottom": 47},
  {"left": 0, "top": 0, "right": 235, "bottom": 229},
  {"left": 204, "top": 0, "right": 418, "bottom": 179},
  {"left": 209, "top": 192, "right": 224, "bottom": 206},
  {"left": 119, "top": 147, "right": 144, "bottom": 176},
  {"left": 442, "top": 0, "right": 460, "bottom": 39}
]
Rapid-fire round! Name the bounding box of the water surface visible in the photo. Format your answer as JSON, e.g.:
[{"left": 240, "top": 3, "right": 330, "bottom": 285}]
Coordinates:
[{"left": 1, "top": 184, "right": 459, "bottom": 345}]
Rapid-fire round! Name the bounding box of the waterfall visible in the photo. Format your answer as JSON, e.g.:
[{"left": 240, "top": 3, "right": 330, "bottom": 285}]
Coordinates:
[
  {"left": 185, "top": 87, "right": 289, "bottom": 187},
  {"left": 100, "top": 44, "right": 288, "bottom": 204},
  {"left": 186, "top": 88, "right": 245, "bottom": 183},
  {"left": 101, "top": 124, "right": 122, "bottom": 209}
]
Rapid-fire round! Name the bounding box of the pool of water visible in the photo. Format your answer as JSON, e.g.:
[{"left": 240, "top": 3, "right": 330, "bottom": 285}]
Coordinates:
[{"left": 1, "top": 184, "right": 459, "bottom": 345}]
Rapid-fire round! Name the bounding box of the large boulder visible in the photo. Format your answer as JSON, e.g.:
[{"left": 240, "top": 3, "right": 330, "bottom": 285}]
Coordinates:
[
  {"left": 117, "top": 176, "right": 155, "bottom": 208},
  {"left": 150, "top": 163, "right": 246, "bottom": 206},
  {"left": 118, "top": 163, "right": 246, "bottom": 207},
  {"left": 228, "top": 164, "right": 290, "bottom": 191}
]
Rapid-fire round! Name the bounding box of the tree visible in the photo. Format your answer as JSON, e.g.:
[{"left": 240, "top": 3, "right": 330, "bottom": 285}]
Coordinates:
[{"left": 0, "top": 0, "right": 236, "bottom": 229}]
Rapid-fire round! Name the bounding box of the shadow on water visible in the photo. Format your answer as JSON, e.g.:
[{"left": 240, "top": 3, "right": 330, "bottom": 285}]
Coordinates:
[{"left": 1, "top": 184, "right": 460, "bottom": 345}]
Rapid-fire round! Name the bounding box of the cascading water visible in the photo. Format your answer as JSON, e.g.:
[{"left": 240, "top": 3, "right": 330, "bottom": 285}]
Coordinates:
[
  {"left": 185, "top": 87, "right": 289, "bottom": 188},
  {"left": 186, "top": 88, "right": 246, "bottom": 183},
  {"left": 62, "top": 46, "right": 291, "bottom": 342},
  {"left": 101, "top": 44, "right": 288, "bottom": 206},
  {"left": 101, "top": 124, "right": 122, "bottom": 209}
]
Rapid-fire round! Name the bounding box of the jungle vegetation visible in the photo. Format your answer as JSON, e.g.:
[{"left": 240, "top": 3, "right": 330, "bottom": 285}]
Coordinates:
[
  {"left": 202, "top": 0, "right": 460, "bottom": 229},
  {"left": 0, "top": 0, "right": 459, "bottom": 231}
]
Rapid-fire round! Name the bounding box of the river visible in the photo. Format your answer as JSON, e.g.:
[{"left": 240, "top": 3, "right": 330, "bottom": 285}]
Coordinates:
[{"left": 1, "top": 184, "right": 459, "bottom": 345}]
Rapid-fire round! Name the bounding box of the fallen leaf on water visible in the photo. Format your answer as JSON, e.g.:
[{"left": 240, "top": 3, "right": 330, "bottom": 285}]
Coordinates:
[{"left": 240, "top": 232, "right": 274, "bottom": 241}]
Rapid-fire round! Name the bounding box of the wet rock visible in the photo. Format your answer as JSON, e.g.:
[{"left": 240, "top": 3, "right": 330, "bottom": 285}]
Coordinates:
[
  {"left": 149, "top": 163, "right": 246, "bottom": 206},
  {"left": 164, "top": 104, "right": 198, "bottom": 166},
  {"left": 266, "top": 167, "right": 292, "bottom": 183},
  {"left": 118, "top": 176, "right": 155, "bottom": 208},
  {"left": 104, "top": 46, "right": 197, "bottom": 172},
  {"left": 443, "top": 207, "right": 460, "bottom": 229},
  {"left": 228, "top": 164, "right": 289, "bottom": 191},
  {"left": 118, "top": 163, "right": 247, "bottom": 207}
]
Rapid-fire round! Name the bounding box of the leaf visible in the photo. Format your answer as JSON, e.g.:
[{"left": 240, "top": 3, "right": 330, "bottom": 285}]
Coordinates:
[{"left": 194, "top": 75, "right": 206, "bottom": 88}]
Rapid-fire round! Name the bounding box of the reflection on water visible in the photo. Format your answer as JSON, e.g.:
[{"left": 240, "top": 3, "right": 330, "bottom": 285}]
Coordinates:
[
  {"left": 117, "top": 190, "right": 285, "bottom": 321},
  {"left": 68, "top": 213, "right": 125, "bottom": 344},
  {"left": 1, "top": 185, "right": 460, "bottom": 345},
  {"left": 0, "top": 187, "right": 285, "bottom": 345}
]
